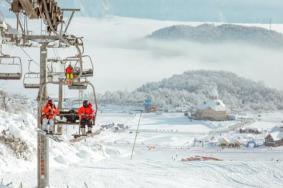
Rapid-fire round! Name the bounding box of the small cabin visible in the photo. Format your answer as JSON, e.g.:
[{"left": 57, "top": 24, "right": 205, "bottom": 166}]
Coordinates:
[
  {"left": 192, "top": 99, "right": 228, "bottom": 121},
  {"left": 265, "top": 127, "right": 283, "bottom": 147}
]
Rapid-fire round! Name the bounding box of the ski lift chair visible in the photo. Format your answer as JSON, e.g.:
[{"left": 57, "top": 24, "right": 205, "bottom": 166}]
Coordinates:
[
  {"left": 68, "top": 82, "right": 88, "bottom": 90},
  {"left": 63, "top": 55, "right": 94, "bottom": 78},
  {"left": 80, "top": 55, "right": 94, "bottom": 77},
  {"left": 23, "top": 72, "right": 40, "bottom": 89},
  {"left": 38, "top": 81, "right": 98, "bottom": 133},
  {"left": 71, "top": 82, "right": 98, "bottom": 138},
  {"left": 57, "top": 100, "right": 81, "bottom": 125},
  {"left": 57, "top": 109, "right": 79, "bottom": 125},
  {"left": 0, "top": 55, "right": 22, "bottom": 80},
  {"left": 47, "top": 58, "right": 65, "bottom": 79}
]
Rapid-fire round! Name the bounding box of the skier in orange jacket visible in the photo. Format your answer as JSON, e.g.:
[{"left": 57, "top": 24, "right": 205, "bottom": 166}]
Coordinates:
[
  {"left": 77, "top": 100, "right": 95, "bottom": 135},
  {"left": 42, "top": 98, "right": 59, "bottom": 134}
]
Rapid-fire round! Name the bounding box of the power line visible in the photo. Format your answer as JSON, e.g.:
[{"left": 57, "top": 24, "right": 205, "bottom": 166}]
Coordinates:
[
  {"left": 52, "top": 48, "right": 59, "bottom": 59},
  {"left": 19, "top": 47, "right": 39, "bottom": 67},
  {"left": 20, "top": 47, "right": 52, "bottom": 72}
]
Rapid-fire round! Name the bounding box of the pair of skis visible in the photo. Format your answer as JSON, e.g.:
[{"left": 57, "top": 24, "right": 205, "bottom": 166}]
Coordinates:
[
  {"left": 37, "top": 128, "right": 102, "bottom": 143},
  {"left": 70, "top": 128, "right": 102, "bottom": 143}
]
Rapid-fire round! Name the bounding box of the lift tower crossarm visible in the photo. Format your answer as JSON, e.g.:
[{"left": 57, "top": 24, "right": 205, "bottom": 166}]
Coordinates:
[{"left": 11, "top": 0, "right": 64, "bottom": 32}]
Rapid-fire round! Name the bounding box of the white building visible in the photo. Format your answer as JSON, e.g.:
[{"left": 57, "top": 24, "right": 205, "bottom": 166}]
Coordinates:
[
  {"left": 265, "top": 127, "right": 283, "bottom": 147},
  {"left": 192, "top": 99, "right": 228, "bottom": 121}
]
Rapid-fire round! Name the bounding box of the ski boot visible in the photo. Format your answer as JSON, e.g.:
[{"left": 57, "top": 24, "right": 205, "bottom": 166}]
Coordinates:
[
  {"left": 87, "top": 127, "right": 92, "bottom": 134},
  {"left": 80, "top": 128, "right": 86, "bottom": 136}
]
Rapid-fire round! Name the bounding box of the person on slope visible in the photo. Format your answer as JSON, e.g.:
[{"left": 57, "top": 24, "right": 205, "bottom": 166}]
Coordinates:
[
  {"left": 42, "top": 98, "right": 59, "bottom": 134},
  {"left": 77, "top": 100, "right": 95, "bottom": 135},
  {"left": 65, "top": 64, "right": 74, "bottom": 85}
]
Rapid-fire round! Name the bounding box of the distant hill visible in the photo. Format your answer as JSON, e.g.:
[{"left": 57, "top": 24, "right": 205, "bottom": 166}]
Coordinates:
[
  {"left": 148, "top": 24, "right": 283, "bottom": 48},
  {"left": 99, "top": 70, "right": 283, "bottom": 112}
]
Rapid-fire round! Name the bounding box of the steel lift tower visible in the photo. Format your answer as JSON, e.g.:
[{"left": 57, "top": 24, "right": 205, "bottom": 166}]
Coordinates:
[
  {"left": 38, "top": 42, "right": 49, "bottom": 188},
  {"left": 0, "top": 1, "right": 85, "bottom": 187}
]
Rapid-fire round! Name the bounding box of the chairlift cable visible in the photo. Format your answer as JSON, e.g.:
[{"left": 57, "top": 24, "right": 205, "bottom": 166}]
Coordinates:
[
  {"left": 20, "top": 47, "right": 51, "bottom": 72},
  {"left": 19, "top": 47, "right": 39, "bottom": 67},
  {"left": 52, "top": 48, "right": 59, "bottom": 59},
  {"left": 27, "top": 60, "right": 32, "bottom": 72}
]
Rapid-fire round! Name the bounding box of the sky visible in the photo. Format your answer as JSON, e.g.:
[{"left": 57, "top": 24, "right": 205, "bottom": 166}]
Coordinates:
[
  {"left": 1, "top": 0, "right": 283, "bottom": 23},
  {"left": 56, "top": 0, "right": 283, "bottom": 23}
]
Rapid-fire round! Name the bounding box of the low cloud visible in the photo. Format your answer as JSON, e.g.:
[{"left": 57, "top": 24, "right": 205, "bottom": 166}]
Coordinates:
[{"left": 1, "top": 17, "right": 283, "bottom": 98}]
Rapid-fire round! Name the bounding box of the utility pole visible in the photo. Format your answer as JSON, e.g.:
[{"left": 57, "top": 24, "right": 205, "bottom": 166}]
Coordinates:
[
  {"left": 130, "top": 110, "right": 143, "bottom": 160},
  {"left": 37, "top": 42, "right": 49, "bottom": 188}
]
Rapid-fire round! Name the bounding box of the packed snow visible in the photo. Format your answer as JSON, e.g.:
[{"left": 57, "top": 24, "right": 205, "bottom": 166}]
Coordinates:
[{"left": 1, "top": 105, "right": 283, "bottom": 187}]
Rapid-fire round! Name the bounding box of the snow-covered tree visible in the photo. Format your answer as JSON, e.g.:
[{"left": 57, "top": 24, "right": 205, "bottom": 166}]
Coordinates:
[{"left": 99, "top": 70, "right": 283, "bottom": 112}]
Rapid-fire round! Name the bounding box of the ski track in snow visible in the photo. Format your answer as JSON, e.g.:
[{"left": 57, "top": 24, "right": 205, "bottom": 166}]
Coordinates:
[
  {"left": 3, "top": 160, "right": 283, "bottom": 188},
  {"left": 1, "top": 110, "right": 283, "bottom": 187}
]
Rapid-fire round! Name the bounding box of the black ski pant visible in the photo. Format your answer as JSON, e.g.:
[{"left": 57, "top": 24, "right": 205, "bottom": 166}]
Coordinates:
[{"left": 80, "top": 118, "right": 93, "bottom": 128}]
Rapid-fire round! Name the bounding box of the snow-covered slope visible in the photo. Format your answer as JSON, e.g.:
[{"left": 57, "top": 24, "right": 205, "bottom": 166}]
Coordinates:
[
  {"left": 1, "top": 108, "right": 283, "bottom": 187},
  {"left": 1, "top": 90, "right": 283, "bottom": 187},
  {"left": 0, "top": 110, "right": 36, "bottom": 173},
  {"left": 148, "top": 24, "right": 283, "bottom": 48}
]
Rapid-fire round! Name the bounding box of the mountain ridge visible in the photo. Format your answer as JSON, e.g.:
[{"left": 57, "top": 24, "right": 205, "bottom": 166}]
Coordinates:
[
  {"left": 99, "top": 70, "right": 283, "bottom": 112},
  {"left": 148, "top": 24, "right": 283, "bottom": 48}
]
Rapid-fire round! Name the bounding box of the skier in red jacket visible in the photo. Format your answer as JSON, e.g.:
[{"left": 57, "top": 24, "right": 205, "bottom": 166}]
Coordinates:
[{"left": 77, "top": 100, "right": 95, "bottom": 135}]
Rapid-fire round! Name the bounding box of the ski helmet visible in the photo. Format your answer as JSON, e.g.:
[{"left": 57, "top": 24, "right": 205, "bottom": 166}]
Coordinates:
[
  {"left": 47, "top": 97, "right": 53, "bottom": 104},
  {"left": 83, "top": 100, "right": 88, "bottom": 107}
]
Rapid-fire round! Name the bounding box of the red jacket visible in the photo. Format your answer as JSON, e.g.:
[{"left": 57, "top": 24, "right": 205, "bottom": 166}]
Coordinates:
[
  {"left": 65, "top": 66, "right": 74, "bottom": 74},
  {"left": 42, "top": 103, "right": 59, "bottom": 119},
  {"left": 78, "top": 103, "right": 95, "bottom": 120}
]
